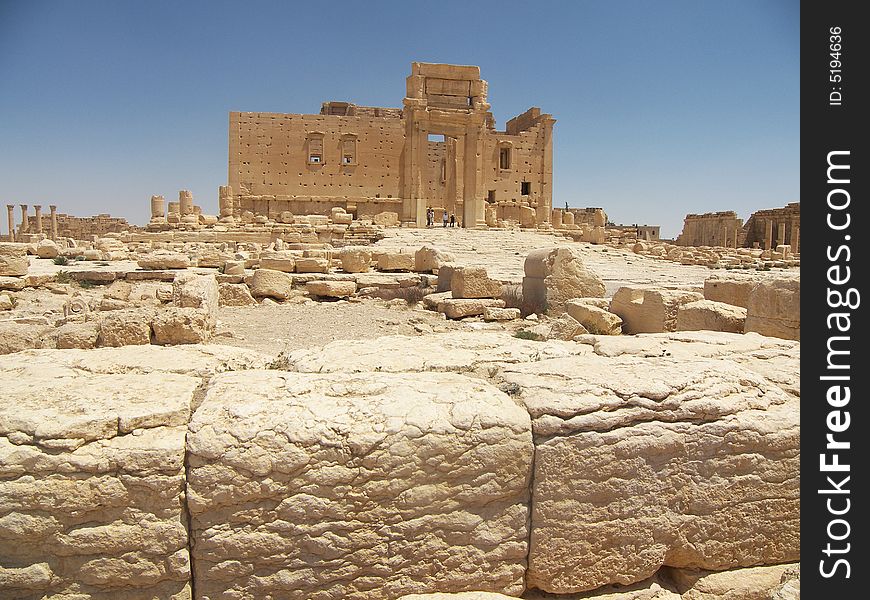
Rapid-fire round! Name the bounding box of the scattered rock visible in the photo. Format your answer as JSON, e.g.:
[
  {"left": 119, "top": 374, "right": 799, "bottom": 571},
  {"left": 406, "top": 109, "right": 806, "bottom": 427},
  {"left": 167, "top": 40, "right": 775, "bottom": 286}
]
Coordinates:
[
  {"left": 522, "top": 246, "right": 605, "bottom": 314},
  {"left": 676, "top": 299, "right": 746, "bottom": 333},
  {"left": 250, "top": 268, "right": 294, "bottom": 300}
]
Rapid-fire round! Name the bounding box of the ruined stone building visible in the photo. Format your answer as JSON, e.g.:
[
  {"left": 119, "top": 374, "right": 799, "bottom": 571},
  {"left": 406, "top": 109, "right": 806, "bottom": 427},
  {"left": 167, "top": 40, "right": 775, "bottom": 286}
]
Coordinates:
[
  {"left": 742, "top": 202, "right": 800, "bottom": 252},
  {"left": 6, "top": 204, "right": 137, "bottom": 242},
  {"left": 224, "top": 62, "right": 555, "bottom": 228},
  {"left": 676, "top": 202, "right": 800, "bottom": 252},
  {"left": 676, "top": 211, "right": 743, "bottom": 248}
]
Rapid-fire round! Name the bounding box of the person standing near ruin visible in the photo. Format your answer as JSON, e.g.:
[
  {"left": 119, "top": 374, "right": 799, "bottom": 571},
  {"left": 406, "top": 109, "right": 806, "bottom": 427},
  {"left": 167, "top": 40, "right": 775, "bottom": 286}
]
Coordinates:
[
  {"left": 442, "top": 210, "right": 448, "bottom": 228},
  {"left": 449, "top": 213, "right": 455, "bottom": 227}
]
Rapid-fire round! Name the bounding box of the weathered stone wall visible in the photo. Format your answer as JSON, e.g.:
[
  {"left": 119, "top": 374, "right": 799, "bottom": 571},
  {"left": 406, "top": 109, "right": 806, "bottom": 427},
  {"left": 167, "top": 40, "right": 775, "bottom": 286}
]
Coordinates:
[
  {"left": 229, "top": 111, "right": 407, "bottom": 217},
  {"left": 676, "top": 211, "right": 743, "bottom": 247},
  {"left": 1, "top": 332, "right": 800, "bottom": 598}
]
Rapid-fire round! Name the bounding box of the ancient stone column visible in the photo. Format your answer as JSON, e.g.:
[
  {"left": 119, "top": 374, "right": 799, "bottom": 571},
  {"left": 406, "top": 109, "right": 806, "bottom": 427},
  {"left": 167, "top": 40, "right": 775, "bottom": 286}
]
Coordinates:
[
  {"left": 777, "top": 223, "right": 786, "bottom": 247},
  {"left": 150, "top": 195, "right": 166, "bottom": 221},
  {"left": 6, "top": 205, "right": 15, "bottom": 241},
  {"left": 764, "top": 219, "right": 773, "bottom": 249},
  {"left": 19, "top": 204, "right": 29, "bottom": 234},
  {"left": 50, "top": 205, "right": 58, "bottom": 240},
  {"left": 179, "top": 190, "right": 194, "bottom": 216},
  {"left": 790, "top": 223, "right": 800, "bottom": 254},
  {"left": 551, "top": 209, "right": 563, "bottom": 229},
  {"left": 219, "top": 185, "right": 234, "bottom": 219},
  {"left": 34, "top": 205, "right": 43, "bottom": 234}
]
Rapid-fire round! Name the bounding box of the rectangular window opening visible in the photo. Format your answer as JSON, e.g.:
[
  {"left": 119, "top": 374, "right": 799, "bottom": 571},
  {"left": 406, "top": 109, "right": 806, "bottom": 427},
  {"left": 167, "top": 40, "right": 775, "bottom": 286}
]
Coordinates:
[
  {"left": 521, "top": 182, "right": 531, "bottom": 196},
  {"left": 499, "top": 148, "right": 511, "bottom": 170}
]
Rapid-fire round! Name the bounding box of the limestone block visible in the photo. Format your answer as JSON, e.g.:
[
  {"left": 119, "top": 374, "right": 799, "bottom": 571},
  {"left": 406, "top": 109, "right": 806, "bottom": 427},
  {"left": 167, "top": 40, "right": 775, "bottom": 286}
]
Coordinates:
[
  {"left": 294, "top": 257, "right": 330, "bottom": 273},
  {"left": 499, "top": 354, "right": 799, "bottom": 593},
  {"left": 187, "top": 371, "right": 533, "bottom": 599},
  {"left": 582, "top": 226, "right": 606, "bottom": 244},
  {"left": 172, "top": 272, "right": 218, "bottom": 327},
  {"left": 565, "top": 299, "right": 623, "bottom": 335},
  {"left": 372, "top": 211, "right": 399, "bottom": 226},
  {"left": 548, "top": 314, "right": 588, "bottom": 340},
  {"left": 483, "top": 307, "right": 521, "bottom": 321},
  {"left": 195, "top": 249, "right": 234, "bottom": 268},
  {"left": 451, "top": 267, "right": 503, "bottom": 299},
  {"left": 522, "top": 247, "right": 605, "bottom": 314},
  {"left": 151, "top": 307, "right": 213, "bottom": 345},
  {"left": 224, "top": 260, "right": 246, "bottom": 276},
  {"left": 770, "top": 564, "right": 800, "bottom": 600},
  {"left": 667, "top": 563, "right": 796, "bottom": 600},
  {"left": 0, "top": 293, "right": 12, "bottom": 311},
  {"left": 104, "top": 279, "right": 132, "bottom": 301},
  {"left": 0, "top": 321, "right": 54, "bottom": 354},
  {"left": 99, "top": 297, "right": 130, "bottom": 311},
  {"left": 415, "top": 245, "right": 454, "bottom": 273},
  {"left": 609, "top": 287, "right": 703, "bottom": 334},
  {"left": 332, "top": 212, "right": 353, "bottom": 225},
  {"left": 676, "top": 299, "right": 746, "bottom": 333},
  {"left": 440, "top": 298, "right": 506, "bottom": 319},
  {"left": 137, "top": 252, "right": 190, "bottom": 270},
  {"left": 378, "top": 251, "right": 416, "bottom": 272},
  {"left": 423, "top": 290, "right": 453, "bottom": 311},
  {"left": 259, "top": 251, "right": 297, "bottom": 273},
  {"left": 437, "top": 263, "right": 458, "bottom": 292},
  {"left": 35, "top": 239, "right": 60, "bottom": 259},
  {"left": 306, "top": 279, "right": 357, "bottom": 298},
  {"left": 0, "top": 276, "right": 26, "bottom": 291},
  {"left": 218, "top": 282, "right": 257, "bottom": 307},
  {"left": 703, "top": 274, "right": 757, "bottom": 308},
  {"left": 0, "top": 250, "right": 28, "bottom": 276},
  {"left": 744, "top": 277, "right": 800, "bottom": 340},
  {"left": 0, "top": 358, "right": 195, "bottom": 599},
  {"left": 278, "top": 331, "right": 590, "bottom": 374},
  {"left": 0, "top": 242, "right": 27, "bottom": 257},
  {"left": 340, "top": 246, "right": 373, "bottom": 273},
  {"left": 250, "top": 268, "right": 293, "bottom": 299},
  {"left": 96, "top": 309, "right": 154, "bottom": 347},
  {"left": 55, "top": 322, "right": 101, "bottom": 349}
]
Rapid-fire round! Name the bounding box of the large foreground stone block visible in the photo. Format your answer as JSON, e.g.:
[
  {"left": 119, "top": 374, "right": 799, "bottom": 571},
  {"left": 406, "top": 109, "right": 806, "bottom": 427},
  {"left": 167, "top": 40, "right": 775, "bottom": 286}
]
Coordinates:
[
  {"left": 0, "top": 357, "right": 197, "bottom": 599},
  {"left": 187, "top": 371, "right": 533, "bottom": 599},
  {"left": 499, "top": 353, "right": 799, "bottom": 594},
  {"left": 744, "top": 276, "right": 800, "bottom": 340},
  {"left": 610, "top": 287, "right": 703, "bottom": 334}
]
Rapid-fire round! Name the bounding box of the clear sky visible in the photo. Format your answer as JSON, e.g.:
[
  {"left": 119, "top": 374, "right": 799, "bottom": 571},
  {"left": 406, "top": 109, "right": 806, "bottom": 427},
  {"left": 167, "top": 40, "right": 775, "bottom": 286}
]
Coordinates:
[{"left": 0, "top": 0, "right": 799, "bottom": 239}]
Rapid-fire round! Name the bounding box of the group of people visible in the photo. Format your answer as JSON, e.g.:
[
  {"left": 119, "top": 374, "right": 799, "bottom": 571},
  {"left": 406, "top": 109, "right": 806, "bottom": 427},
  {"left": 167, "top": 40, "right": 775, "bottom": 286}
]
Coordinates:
[{"left": 426, "top": 207, "right": 458, "bottom": 228}]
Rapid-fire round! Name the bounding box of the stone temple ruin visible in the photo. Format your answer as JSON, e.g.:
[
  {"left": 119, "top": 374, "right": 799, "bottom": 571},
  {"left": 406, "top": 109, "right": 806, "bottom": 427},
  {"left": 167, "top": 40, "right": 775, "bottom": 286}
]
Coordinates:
[
  {"left": 1, "top": 62, "right": 801, "bottom": 600},
  {"left": 221, "top": 62, "right": 554, "bottom": 229}
]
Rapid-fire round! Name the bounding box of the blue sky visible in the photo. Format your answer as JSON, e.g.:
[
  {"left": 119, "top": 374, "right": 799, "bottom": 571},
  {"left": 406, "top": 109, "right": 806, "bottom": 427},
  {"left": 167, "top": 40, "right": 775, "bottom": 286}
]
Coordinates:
[{"left": 0, "top": 0, "right": 799, "bottom": 238}]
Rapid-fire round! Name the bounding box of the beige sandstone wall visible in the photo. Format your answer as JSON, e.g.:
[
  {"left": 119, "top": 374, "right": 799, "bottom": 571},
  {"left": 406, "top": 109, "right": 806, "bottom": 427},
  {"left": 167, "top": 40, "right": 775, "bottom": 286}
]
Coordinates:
[{"left": 229, "top": 111, "right": 406, "bottom": 217}]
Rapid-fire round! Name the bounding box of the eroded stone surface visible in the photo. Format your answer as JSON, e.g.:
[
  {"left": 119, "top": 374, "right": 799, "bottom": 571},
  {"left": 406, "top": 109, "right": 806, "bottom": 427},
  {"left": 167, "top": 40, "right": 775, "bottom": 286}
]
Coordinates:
[
  {"left": 0, "top": 353, "right": 197, "bottom": 599},
  {"left": 277, "top": 331, "right": 591, "bottom": 374},
  {"left": 499, "top": 352, "right": 799, "bottom": 593},
  {"left": 187, "top": 370, "right": 533, "bottom": 599}
]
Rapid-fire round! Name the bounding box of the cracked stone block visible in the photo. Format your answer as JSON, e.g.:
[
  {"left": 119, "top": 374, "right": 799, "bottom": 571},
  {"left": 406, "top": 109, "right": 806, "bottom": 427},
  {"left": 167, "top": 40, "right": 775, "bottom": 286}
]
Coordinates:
[
  {"left": 0, "top": 354, "right": 198, "bottom": 599},
  {"left": 187, "top": 370, "right": 533, "bottom": 599},
  {"left": 499, "top": 352, "right": 799, "bottom": 594},
  {"left": 277, "top": 331, "right": 592, "bottom": 374}
]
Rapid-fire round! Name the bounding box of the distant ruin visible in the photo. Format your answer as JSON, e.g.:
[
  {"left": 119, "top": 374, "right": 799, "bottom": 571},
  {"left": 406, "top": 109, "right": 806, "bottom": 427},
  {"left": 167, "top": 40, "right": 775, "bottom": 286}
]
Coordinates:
[
  {"left": 223, "top": 62, "right": 555, "bottom": 229},
  {"left": 676, "top": 202, "right": 800, "bottom": 252}
]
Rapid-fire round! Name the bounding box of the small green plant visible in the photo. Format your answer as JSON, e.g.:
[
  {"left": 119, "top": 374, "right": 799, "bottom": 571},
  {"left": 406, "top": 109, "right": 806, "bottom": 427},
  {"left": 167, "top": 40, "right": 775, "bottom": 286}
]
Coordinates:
[
  {"left": 55, "top": 270, "right": 72, "bottom": 283},
  {"left": 75, "top": 255, "right": 86, "bottom": 261},
  {"left": 513, "top": 330, "right": 540, "bottom": 341},
  {"left": 53, "top": 256, "right": 68, "bottom": 266},
  {"left": 77, "top": 279, "right": 95, "bottom": 289}
]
